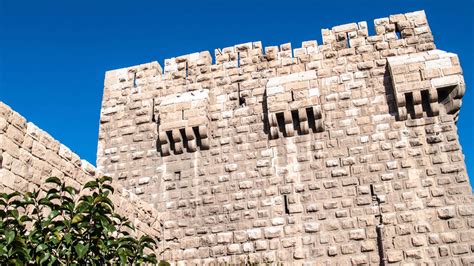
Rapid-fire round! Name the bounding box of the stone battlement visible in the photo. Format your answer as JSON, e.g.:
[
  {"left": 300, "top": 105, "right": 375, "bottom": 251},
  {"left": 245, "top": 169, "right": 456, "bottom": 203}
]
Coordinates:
[
  {"left": 104, "top": 10, "right": 432, "bottom": 89},
  {"left": 97, "top": 10, "right": 474, "bottom": 265}
]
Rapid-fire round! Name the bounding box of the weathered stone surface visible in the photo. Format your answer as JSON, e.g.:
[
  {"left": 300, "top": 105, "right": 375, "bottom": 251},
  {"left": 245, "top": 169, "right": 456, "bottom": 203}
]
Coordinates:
[
  {"left": 4, "top": 8, "right": 472, "bottom": 266},
  {"left": 0, "top": 102, "right": 160, "bottom": 242},
  {"left": 101, "top": 10, "right": 474, "bottom": 263}
]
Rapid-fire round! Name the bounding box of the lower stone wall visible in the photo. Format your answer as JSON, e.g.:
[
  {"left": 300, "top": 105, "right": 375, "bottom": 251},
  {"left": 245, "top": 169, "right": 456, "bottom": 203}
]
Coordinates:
[{"left": 0, "top": 101, "right": 161, "bottom": 240}]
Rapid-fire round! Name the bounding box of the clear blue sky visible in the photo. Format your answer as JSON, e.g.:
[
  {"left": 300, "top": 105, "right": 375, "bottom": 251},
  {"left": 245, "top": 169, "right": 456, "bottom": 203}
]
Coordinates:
[{"left": 0, "top": 1, "right": 473, "bottom": 179}]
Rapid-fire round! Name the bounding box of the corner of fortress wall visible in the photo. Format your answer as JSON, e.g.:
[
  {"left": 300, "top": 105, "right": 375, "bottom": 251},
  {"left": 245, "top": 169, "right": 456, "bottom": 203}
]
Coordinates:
[
  {"left": 0, "top": 101, "right": 162, "bottom": 240},
  {"left": 98, "top": 10, "right": 474, "bottom": 264}
]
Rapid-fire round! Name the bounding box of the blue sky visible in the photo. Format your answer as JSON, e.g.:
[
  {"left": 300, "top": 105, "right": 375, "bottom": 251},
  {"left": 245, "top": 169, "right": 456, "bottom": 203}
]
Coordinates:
[{"left": 0, "top": 0, "right": 473, "bottom": 180}]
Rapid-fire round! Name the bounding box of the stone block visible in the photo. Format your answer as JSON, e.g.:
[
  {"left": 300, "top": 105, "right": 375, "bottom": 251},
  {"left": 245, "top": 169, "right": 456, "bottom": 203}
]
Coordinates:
[
  {"left": 387, "top": 250, "right": 403, "bottom": 262},
  {"left": 264, "top": 227, "right": 282, "bottom": 239}
]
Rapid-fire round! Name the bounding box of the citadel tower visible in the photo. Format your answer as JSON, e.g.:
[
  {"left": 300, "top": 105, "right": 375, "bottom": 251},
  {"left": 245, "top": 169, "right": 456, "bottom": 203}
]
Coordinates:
[{"left": 97, "top": 10, "right": 474, "bottom": 264}]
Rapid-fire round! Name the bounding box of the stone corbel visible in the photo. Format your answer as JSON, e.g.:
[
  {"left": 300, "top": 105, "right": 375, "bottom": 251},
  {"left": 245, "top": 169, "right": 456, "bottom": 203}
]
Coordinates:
[
  {"left": 155, "top": 89, "right": 211, "bottom": 156},
  {"left": 388, "top": 50, "right": 465, "bottom": 122}
]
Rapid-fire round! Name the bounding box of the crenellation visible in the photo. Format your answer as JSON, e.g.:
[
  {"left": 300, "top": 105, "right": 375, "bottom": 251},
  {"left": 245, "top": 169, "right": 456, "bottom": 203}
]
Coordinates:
[{"left": 100, "top": 12, "right": 434, "bottom": 101}]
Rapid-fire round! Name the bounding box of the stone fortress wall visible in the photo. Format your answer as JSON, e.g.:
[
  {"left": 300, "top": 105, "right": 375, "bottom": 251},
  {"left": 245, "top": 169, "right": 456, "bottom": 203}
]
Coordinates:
[
  {"left": 0, "top": 102, "right": 160, "bottom": 239},
  {"left": 97, "top": 10, "right": 471, "bottom": 264}
]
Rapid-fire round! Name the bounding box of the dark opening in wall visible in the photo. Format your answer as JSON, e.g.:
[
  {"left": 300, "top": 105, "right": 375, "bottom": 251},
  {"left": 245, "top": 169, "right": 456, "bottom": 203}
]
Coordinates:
[
  {"left": 238, "top": 83, "right": 245, "bottom": 107},
  {"left": 291, "top": 110, "right": 300, "bottom": 132},
  {"left": 179, "top": 128, "right": 188, "bottom": 150},
  {"left": 262, "top": 90, "right": 270, "bottom": 135},
  {"left": 283, "top": 195, "right": 290, "bottom": 215},
  {"left": 394, "top": 22, "right": 403, "bottom": 39},
  {"left": 133, "top": 72, "right": 137, "bottom": 88},
  {"left": 346, "top": 33, "right": 351, "bottom": 48},
  {"left": 291, "top": 91, "right": 295, "bottom": 102},
  {"left": 165, "top": 131, "right": 176, "bottom": 151},
  {"left": 405, "top": 92, "right": 415, "bottom": 118},
  {"left": 370, "top": 184, "right": 376, "bottom": 199},
  {"left": 370, "top": 184, "right": 387, "bottom": 265},
  {"left": 421, "top": 90, "right": 432, "bottom": 116},
  {"left": 437, "top": 85, "right": 456, "bottom": 105},
  {"left": 185, "top": 62, "right": 189, "bottom": 79},
  {"left": 395, "top": 30, "right": 402, "bottom": 39},
  {"left": 152, "top": 99, "right": 157, "bottom": 122},
  {"left": 0, "top": 153, "right": 3, "bottom": 169},
  {"left": 276, "top": 112, "right": 286, "bottom": 133},
  {"left": 306, "top": 107, "right": 316, "bottom": 132},
  {"left": 175, "top": 171, "right": 181, "bottom": 181},
  {"left": 237, "top": 52, "right": 241, "bottom": 68}
]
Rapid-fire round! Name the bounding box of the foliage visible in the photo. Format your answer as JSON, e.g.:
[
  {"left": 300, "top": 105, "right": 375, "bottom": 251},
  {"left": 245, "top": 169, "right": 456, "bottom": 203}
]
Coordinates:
[{"left": 0, "top": 176, "right": 159, "bottom": 265}]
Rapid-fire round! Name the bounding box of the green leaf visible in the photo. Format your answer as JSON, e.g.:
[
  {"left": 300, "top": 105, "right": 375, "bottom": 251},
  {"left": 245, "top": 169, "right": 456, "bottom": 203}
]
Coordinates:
[
  {"left": 60, "top": 200, "right": 74, "bottom": 212},
  {"left": 46, "top": 193, "right": 60, "bottom": 201},
  {"left": 47, "top": 210, "right": 60, "bottom": 221},
  {"left": 118, "top": 248, "right": 127, "bottom": 265},
  {"left": 72, "top": 214, "right": 84, "bottom": 224},
  {"left": 39, "top": 252, "right": 50, "bottom": 264},
  {"left": 45, "top": 176, "right": 62, "bottom": 186},
  {"left": 64, "top": 233, "right": 72, "bottom": 244},
  {"left": 83, "top": 181, "right": 98, "bottom": 190},
  {"left": 63, "top": 186, "right": 77, "bottom": 196},
  {"left": 98, "top": 176, "right": 113, "bottom": 184},
  {"left": 36, "top": 244, "right": 48, "bottom": 253},
  {"left": 93, "top": 195, "right": 114, "bottom": 210},
  {"left": 5, "top": 230, "right": 15, "bottom": 245},
  {"left": 6, "top": 192, "right": 21, "bottom": 201},
  {"left": 19, "top": 215, "right": 32, "bottom": 223},
  {"left": 47, "top": 255, "right": 57, "bottom": 266},
  {"left": 46, "top": 188, "right": 59, "bottom": 195},
  {"left": 102, "top": 184, "right": 115, "bottom": 194},
  {"left": 76, "top": 199, "right": 92, "bottom": 212},
  {"left": 7, "top": 209, "right": 19, "bottom": 219},
  {"left": 38, "top": 198, "right": 51, "bottom": 206},
  {"left": 0, "top": 244, "right": 6, "bottom": 256},
  {"left": 75, "top": 243, "right": 89, "bottom": 259},
  {"left": 122, "top": 221, "right": 135, "bottom": 231},
  {"left": 158, "top": 260, "right": 170, "bottom": 266},
  {"left": 139, "top": 235, "right": 156, "bottom": 246},
  {"left": 10, "top": 257, "right": 25, "bottom": 266}
]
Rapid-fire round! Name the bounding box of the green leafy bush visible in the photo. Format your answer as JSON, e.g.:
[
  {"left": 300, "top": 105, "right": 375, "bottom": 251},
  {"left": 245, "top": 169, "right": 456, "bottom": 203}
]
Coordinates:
[{"left": 0, "top": 176, "right": 159, "bottom": 265}]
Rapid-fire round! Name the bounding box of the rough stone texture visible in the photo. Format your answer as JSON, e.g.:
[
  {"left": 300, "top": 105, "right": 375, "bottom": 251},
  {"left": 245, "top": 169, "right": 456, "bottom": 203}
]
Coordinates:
[
  {"left": 0, "top": 102, "right": 160, "bottom": 239},
  {"left": 388, "top": 50, "right": 465, "bottom": 122},
  {"left": 95, "top": 10, "right": 474, "bottom": 264},
  {"left": 70, "top": 9, "right": 474, "bottom": 264}
]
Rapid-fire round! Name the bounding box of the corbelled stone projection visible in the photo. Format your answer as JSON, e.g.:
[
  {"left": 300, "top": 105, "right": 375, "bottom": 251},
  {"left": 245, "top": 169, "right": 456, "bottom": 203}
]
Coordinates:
[{"left": 97, "top": 10, "right": 474, "bottom": 264}]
